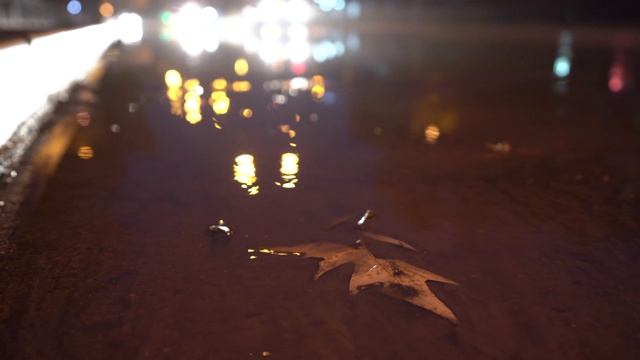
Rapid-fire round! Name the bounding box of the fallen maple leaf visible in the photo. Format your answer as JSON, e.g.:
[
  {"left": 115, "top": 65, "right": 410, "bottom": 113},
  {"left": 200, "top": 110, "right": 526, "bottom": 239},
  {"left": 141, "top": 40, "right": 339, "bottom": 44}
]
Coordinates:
[
  {"left": 270, "top": 242, "right": 459, "bottom": 323},
  {"left": 361, "top": 231, "right": 421, "bottom": 252}
]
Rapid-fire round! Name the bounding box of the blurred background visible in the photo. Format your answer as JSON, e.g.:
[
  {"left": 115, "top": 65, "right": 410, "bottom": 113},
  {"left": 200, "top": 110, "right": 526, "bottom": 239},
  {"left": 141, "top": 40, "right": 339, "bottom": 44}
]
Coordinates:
[{"left": 0, "top": 1, "right": 639, "bottom": 359}]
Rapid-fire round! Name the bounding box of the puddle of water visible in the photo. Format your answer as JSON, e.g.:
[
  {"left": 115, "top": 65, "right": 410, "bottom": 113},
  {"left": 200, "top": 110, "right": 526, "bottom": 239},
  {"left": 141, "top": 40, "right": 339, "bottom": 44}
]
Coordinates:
[{"left": 2, "top": 15, "right": 640, "bottom": 360}]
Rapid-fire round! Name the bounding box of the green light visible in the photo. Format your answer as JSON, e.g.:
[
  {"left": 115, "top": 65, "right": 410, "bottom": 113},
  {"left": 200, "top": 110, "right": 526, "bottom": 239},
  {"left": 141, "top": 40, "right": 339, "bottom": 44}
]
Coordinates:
[
  {"left": 159, "top": 28, "right": 172, "bottom": 42},
  {"left": 160, "top": 10, "right": 172, "bottom": 25}
]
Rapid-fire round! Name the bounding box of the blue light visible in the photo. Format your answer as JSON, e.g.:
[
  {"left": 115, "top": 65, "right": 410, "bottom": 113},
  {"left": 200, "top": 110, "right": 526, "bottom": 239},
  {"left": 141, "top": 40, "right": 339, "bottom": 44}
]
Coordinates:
[{"left": 67, "top": 0, "right": 82, "bottom": 15}]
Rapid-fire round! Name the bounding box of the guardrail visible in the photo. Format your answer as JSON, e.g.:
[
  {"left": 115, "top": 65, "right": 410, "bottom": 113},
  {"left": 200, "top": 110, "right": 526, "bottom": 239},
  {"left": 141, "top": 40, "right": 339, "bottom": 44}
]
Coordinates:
[{"left": 0, "top": 21, "right": 119, "bottom": 178}]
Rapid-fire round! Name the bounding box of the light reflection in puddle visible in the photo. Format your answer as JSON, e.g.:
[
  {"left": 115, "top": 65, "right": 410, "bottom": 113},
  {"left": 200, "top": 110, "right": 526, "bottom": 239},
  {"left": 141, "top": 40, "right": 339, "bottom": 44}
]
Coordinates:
[
  {"left": 609, "top": 50, "right": 630, "bottom": 93},
  {"left": 184, "top": 81, "right": 203, "bottom": 124},
  {"left": 279, "top": 153, "right": 299, "bottom": 189},
  {"left": 234, "top": 154, "right": 259, "bottom": 195},
  {"left": 165, "top": 70, "right": 183, "bottom": 116},
  {"left": 158, "top": 11, "right": 337, "bottom": 196},
  {"left": 425, "top": 125, "right": 440, "bottom": 144},
  {"left": 247, "top": 248, "right": 301, "bottom": 259},
  {"left": 76, "top": 112, "right": 91, "bottom": 127},
  {"left": 77, "top": 146, "right": 94, "bottom": 159},
  {"left": 553, "top": 31, "right": 573, "bottom": 94}
]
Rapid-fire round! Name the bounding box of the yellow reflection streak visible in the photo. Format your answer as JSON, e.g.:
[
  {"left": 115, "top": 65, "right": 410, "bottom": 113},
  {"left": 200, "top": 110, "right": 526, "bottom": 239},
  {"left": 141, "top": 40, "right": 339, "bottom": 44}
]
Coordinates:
[
  {"left": 254, "top": 248, "right": 302, "bottom": 256},
  {"left": 166, "top": 87, "right": 182, "bottom": 101},
  {"left": 77, "top": 146, "right": 94, "bottom": 159},
  {"left": 232, "top": 81, "right": 252, "bottom": 92},
  {"left": 425, "top": 125, "right": 440, "bottom": 144},
  {"left": 280, "top": 153, "right": 299, "bottom": 189},
  {"left": 234, "top": 58, "right": 249, "bottom": 76},
  {"left": 183, "top": 80, "right": 203, "bottom": 124},
  {"left": 165, "top": 70, "right": 184, "bottom": 116},
  {"left": 234, "top": 154, "right": 258, "bottom": 195}
]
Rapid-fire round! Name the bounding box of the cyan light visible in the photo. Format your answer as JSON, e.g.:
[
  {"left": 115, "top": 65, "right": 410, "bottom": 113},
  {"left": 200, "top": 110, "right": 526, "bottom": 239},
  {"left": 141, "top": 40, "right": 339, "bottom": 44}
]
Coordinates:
[{"left": 554, "top": 56, "right": 571, "bottom": 78}]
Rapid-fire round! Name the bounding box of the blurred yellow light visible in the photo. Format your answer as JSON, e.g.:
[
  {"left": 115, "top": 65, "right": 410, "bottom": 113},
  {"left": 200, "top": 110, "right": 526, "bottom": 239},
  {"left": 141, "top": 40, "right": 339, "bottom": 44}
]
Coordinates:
[
  {"left": 185, "top": 112, "right": 202, "bottom": 124},
  {"left": 211, "top": 90, "right": 227, "bottom": 100},
  {"left": 77, "top": 146, "right": 94, "bottom": 159},
  {"left": 236, "top": 154, "right": 253, "bottom": 164},
  {"left": 99, "top": 2, "right": 115, "bottom": 17},
  {"left": 232, "top": 81, "right": 252, "bottom": 92},
  {"left": 184, "top": 78, "right": 200, "bottom": 91},
  {"left": 295, "top": 114, "right": 300, "bottom": 122},
  {"left": 282, "top": 153, "right": 299, "bottom": 164},
  {"left": 280, "top": 124, "right": 290, "bottom": 133},
  {"left": 170, "top": 106, "right": 182, "bottom": 116},
  {"left": 184, "top": 91, "right": 201, "bottom": 102},
  {"left": 212, "top": 78, "right": 227, "bottom": 90},
  {"left": 234, "top": 58, "right": 249, "bottom": 76},
  {"left": 425, "top": 125, "right": 440, "bottom": 144},
  {"left": 311, "top": 85, "right": 325, "bottom": 100},
  {"left": 241, "top": 108, "right": 253, "bottom": 118},
  {"left": 165, "top": 69, "right": 182, "bottom": 88},
  {"left": 184, "top": 99, "right": 200, "bottom": 112},
  {"left": 311, "top": 75, "right": 325, "bottom": 86},
  {"left": 288, "top": 130, "right": 296, "bottom": 138},
  {"left": 212, "top": 95, "right": 230, "bottom": 115},
  {"left": 166, "top": 87, "right": 182, "bottom": 101}
]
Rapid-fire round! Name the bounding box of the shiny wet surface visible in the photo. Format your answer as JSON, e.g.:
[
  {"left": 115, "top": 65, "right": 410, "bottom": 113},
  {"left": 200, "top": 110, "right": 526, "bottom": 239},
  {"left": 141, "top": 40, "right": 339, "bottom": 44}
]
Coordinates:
[{"left": 1, "top": 21, "right": 640, "bottom": 359}]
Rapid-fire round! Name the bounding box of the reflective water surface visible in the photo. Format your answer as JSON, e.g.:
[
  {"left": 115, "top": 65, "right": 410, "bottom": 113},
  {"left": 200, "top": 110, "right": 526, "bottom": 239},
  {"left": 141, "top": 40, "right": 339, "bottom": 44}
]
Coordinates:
[{"left": 1, "top": 13, "right": 640, "bottom": 360}]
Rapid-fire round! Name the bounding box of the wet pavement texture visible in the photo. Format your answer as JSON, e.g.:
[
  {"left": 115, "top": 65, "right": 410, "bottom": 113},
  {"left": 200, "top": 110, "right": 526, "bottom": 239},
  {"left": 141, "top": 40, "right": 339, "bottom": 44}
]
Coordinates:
[{"left": 1, "top": 22, "right": 640, "bottom": 359}]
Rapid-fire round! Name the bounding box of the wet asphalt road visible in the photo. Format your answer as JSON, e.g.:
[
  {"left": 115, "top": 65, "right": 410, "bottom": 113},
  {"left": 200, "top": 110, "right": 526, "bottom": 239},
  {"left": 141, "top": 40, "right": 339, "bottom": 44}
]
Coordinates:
[{"left": 1, "top": 20, "right": 639, "bottom": 359}]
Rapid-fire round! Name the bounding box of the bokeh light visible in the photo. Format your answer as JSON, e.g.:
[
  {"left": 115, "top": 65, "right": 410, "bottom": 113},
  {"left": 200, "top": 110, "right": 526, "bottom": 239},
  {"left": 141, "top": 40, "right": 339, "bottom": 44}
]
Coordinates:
[
  {"left": 67, "top": 0, "right": 81, "bottom": 15},
  {"left": 99, "top": 2, "right": 114, "bottom": 17}
]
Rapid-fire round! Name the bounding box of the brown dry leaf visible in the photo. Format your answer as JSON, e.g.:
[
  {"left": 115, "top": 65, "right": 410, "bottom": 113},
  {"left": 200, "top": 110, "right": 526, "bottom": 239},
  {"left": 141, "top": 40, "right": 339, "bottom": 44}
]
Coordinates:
[
  {"left": 361, "top": 231, "right": 420, "bottom": 252},
  {"left": 271, "top": 242, "right": 458, "bottom": 323}
]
